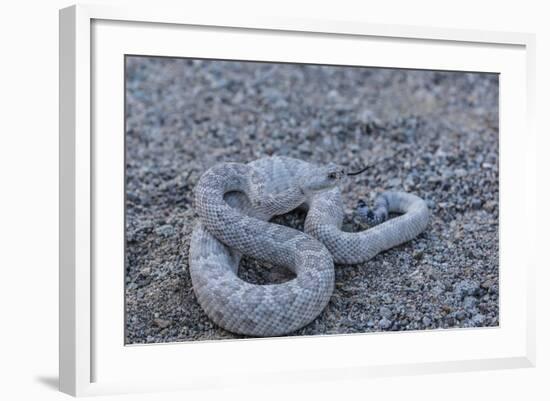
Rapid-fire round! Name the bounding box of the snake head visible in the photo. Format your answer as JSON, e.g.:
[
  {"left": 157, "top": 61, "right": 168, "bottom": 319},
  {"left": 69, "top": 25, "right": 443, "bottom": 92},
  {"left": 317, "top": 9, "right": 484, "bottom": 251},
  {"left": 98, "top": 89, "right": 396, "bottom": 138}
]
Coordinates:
[{"left": 300, "top": 163, "right": 347, "bottom": 194}]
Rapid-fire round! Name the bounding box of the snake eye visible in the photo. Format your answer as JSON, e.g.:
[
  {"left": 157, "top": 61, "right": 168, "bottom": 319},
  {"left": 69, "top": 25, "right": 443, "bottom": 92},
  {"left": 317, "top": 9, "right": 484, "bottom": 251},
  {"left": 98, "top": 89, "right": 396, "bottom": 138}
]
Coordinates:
[{"left": 328, "top": 172, "right": 337, "bottom": 180}]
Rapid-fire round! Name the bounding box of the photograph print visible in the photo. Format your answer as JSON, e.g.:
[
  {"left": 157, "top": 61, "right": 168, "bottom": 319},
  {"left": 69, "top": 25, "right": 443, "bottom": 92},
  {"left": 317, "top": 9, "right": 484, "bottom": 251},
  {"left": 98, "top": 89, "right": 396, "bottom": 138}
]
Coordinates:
[{"left": 124, "top": 56, "right": 499, "bottom": 343}]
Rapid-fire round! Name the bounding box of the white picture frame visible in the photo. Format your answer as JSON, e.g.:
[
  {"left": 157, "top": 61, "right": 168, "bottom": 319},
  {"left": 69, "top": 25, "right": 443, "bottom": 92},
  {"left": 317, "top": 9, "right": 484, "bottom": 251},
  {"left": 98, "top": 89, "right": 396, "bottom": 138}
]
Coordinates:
[{"left": 59, "top": 3, "right": 536, "bottom": 397}]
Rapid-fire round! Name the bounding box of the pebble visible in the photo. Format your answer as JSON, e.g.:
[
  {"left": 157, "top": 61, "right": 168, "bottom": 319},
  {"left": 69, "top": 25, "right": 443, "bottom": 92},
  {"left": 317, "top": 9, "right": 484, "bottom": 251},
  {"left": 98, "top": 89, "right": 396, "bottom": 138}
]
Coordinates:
[
  {"left": 471, "top": 314, "right": 486, "bottom": 326},
  {"left": 378, "top": 318, "right": 393, "bottom": 330},
  {"left": 155, "top": 224, "right": 175, "bottom": 237},
  {"left": 481, "top": 279, "right": 494, "bottom": 289},
  {"left": 413, "top": 250, "right": 424, "bottom": 260},
  {"left": 387, "top": 178, "right": 402, "bottom": 187},
  {"left": 379, "top": 306, "right": 392, "bottom": 319},
  {"left": 471, "top": 198, "right": 482, "bottom": 209},
  {"left": 454, "top": 168, "right": 468, "bottom": 178},
  {"left": 455, "top": 311, "right": 467, "bottom": 321},
  {"left": 454, "top": 279, "right": 480, "bottom": 299},
  {"left": 463, "top": 296, "right": 478, "bottom": 310},
  {"left": 483, "top": 201, "right": 498, "bottom": 213},
  {"left": 153, "top": 318, "right": 172, "bottom": 329}
]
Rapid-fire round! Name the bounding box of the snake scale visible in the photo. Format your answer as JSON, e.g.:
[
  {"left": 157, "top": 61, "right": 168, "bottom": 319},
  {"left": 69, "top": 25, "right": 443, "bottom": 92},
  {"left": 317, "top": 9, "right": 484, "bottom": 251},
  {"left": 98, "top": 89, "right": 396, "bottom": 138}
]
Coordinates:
[{"left": 189, "top": 156, "right": 429, "bottom": 337}]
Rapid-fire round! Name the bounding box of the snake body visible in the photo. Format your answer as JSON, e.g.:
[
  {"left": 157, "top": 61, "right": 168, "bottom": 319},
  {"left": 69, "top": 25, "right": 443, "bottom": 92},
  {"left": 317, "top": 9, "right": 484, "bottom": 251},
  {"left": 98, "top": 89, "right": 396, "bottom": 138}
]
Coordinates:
[{"left": 189, "top": 156, "right": 429, "bottom": 336}]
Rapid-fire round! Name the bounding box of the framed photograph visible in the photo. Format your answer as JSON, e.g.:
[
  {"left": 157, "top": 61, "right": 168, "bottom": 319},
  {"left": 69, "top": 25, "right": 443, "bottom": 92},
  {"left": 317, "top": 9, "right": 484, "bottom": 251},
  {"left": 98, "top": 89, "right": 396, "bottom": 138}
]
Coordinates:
[{"left": 59, "top": 4, "right": 536, "bottom": 396}]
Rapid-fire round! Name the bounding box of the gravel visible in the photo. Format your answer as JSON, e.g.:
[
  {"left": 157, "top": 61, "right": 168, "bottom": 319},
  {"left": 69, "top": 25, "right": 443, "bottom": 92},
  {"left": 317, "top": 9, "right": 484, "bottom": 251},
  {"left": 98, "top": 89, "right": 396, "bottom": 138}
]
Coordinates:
[{"left": 124, "top": 56, "right": 499, "bottom": 344}]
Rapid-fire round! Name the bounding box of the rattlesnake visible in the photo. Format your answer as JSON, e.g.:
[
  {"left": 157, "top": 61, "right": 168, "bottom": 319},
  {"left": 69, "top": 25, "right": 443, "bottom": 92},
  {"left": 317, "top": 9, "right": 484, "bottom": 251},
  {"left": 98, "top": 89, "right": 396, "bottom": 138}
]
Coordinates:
[{"left": 189, "top": 156, "right": 429, "bottom": 337}]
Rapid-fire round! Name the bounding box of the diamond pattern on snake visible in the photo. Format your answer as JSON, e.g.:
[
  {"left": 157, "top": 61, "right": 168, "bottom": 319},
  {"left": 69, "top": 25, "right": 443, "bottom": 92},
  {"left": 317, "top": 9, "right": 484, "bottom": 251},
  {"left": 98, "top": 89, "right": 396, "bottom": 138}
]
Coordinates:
[{"left": 189, "top": 156, "right": 429, "bottom": 337}]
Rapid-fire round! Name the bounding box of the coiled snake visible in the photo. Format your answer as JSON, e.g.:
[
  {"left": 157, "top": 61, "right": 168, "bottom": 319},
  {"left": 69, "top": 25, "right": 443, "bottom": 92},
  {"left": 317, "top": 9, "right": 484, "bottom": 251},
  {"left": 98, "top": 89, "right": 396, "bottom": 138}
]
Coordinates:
[{"left": 189, "top": 156, "right": 429, "bottom": 336}]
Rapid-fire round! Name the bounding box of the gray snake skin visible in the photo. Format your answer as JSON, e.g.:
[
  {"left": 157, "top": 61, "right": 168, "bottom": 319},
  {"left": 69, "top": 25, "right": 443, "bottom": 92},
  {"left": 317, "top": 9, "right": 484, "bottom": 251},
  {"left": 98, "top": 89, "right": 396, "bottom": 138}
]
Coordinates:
[{"left": 189, "top": 156, "right": 429, "bottom": 337}]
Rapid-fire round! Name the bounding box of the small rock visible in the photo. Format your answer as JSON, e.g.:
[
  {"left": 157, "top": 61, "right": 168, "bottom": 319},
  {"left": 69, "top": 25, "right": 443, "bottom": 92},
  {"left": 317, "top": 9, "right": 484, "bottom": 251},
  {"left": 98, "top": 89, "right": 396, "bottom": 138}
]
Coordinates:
[
  {"left": 422, "top": 316, "right": 432, "bottom": 326},
  {"left": 454, "top": 279, "right": 480, "bottom": 299},
  {"left": 471, "top": 198, "right": 482, "bottom": 209},
  {"left": 471, "top": 314, "right": 485, "bottom": 326},
  {"left": 153, "top": 318, "right": 172, "bottom": 329},
  {"left": 413, "top": 250, "right": 424, "bottom": 260},
  {"left": 139, "top": 266, "right": 151, "bottom": 277},
  {"left": 431, "top": 285, "right": 445, "bottom": 297},
  {"left": 379, "top": 306, "right": 392, "bottom": 319},
  {"left": 155, "top": 224, "right": 175, "bottom": 237},
  {"left": 358, "top": 109, "right": 376, "bottom": 124},
  {"left": 454, "top": 168, "right": 467, "bottom": 178},
  {"left": 463, "top": 296, "right": 478, "bottom": 310},
  {"left": 378, "top": 317, "right": 393, "bottom": 330},
  {"left": 387, "top": 178, "right": 402, "bottom": 187},
  {"left": 483, "top": 201, "right": 497, "bottom": 213},
  {"left": 135, "top": 275, "right": 152, "bottom": 288},
  {"left": 456, "top": 311, "right": 467, "bottom": 321},
  {"left": 297, "top": 142, "right": 313, "bottom": 155},
  {"left": 481, "top": 279, "right": 494, "bottom": 289}
]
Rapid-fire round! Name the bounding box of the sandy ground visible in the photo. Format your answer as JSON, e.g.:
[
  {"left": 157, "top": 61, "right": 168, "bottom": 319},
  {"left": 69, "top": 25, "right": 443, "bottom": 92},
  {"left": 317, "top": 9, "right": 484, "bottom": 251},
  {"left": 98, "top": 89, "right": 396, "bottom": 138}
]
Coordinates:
[{"left": 124, "top": 56, "right": 499, "bottom": 343}]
